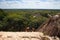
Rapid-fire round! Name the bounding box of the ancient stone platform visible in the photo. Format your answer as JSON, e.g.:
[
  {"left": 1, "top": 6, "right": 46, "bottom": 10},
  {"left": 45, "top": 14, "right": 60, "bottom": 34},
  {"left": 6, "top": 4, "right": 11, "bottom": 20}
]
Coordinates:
[
  {"left": 0, "top": 32, "right": 59, "bottom": 40},
  {"left": 0, "top": 32, "right": 43, "bottom": 40}
]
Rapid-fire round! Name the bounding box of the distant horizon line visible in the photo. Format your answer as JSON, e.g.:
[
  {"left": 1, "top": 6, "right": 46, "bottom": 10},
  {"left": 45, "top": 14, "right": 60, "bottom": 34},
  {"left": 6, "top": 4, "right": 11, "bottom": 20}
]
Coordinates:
[{"left": 0, "top": 8, "right": 60, "bottom": 10}]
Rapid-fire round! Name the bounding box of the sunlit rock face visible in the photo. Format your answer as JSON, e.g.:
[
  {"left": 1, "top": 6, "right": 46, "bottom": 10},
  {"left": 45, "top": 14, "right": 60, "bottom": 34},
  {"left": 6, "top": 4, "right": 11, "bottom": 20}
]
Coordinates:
[
  {"left": 36, "top": 14, "right": 60, "bottom": 37},
  {"left": 0, "top": 32, "right": 60, "bottom": 40}
]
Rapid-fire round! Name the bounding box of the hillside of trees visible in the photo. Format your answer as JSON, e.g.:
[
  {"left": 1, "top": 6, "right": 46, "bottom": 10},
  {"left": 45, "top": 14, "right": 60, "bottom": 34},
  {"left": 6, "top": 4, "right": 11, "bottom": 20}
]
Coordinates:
[{"left": 0, "top": 9, "right": 60, "bottom": 31}]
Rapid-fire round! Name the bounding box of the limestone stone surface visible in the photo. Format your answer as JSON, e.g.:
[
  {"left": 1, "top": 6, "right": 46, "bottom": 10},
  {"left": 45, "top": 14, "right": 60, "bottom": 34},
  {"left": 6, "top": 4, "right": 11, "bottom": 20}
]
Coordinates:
[{"left": 0, "top": 32, "right": 59, "bottom": 40}]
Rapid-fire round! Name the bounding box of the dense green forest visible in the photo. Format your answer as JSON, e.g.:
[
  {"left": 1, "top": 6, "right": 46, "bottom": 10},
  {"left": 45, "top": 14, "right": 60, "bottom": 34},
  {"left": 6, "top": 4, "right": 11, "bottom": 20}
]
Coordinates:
[{"left": 0, "top": 9, "right": 60, "bottom": 31}]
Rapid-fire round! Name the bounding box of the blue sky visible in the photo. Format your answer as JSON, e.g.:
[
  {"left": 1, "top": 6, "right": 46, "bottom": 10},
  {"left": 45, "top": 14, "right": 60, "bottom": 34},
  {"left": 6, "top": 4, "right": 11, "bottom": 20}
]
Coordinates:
[{"left": 0, "top": 0, "right": 60, "bottom": 9}]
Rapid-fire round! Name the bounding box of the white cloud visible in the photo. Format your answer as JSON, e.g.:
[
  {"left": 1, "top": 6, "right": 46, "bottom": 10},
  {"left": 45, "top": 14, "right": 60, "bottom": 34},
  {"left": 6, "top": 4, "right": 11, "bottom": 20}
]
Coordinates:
[{"left": 0, "top": 0, "right": 60, "bottom": 9}]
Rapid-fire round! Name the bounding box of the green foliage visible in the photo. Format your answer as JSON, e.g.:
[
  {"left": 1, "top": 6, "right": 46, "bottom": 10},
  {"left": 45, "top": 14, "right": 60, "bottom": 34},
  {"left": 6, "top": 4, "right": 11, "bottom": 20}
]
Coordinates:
[{"left": 0, "top": 9, "right": 60, "bottom": 31}]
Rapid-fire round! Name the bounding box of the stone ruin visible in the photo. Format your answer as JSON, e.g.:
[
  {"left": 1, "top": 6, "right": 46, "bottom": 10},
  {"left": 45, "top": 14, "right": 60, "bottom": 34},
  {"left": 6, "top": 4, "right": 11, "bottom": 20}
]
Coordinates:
[
  {"left": 36, "top": 13, "right": 60, "bottom": 38},
  {"left": 0, "top": 32, "right": 60, "bottom": 40}
]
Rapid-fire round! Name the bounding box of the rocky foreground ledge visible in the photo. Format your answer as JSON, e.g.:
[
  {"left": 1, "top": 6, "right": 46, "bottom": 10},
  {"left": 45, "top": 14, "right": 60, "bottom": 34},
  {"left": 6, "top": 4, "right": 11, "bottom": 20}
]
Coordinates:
[{"left": 0, "top": 32, "right": 59, "bottom": 40}]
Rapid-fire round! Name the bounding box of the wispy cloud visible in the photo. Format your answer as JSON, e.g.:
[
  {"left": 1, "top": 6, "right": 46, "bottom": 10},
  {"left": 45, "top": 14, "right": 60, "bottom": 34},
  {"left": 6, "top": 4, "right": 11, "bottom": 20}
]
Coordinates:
[{"left": 0, "top": 0, "right": 60, "bottom": 9}]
